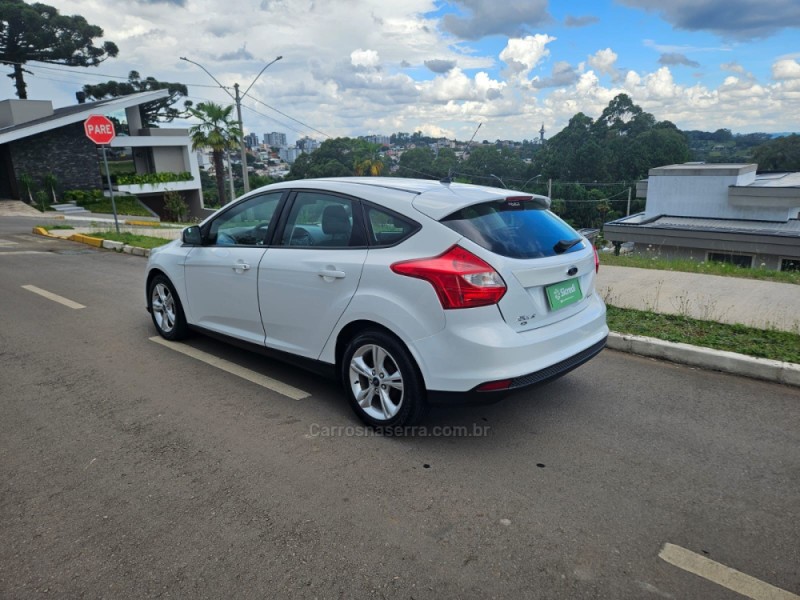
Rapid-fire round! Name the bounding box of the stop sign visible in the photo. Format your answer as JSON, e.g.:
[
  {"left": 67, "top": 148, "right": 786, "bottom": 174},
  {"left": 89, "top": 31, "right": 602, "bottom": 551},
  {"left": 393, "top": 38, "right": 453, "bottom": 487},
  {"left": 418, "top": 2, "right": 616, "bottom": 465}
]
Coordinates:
[{"left": 84, "top": 114, "right": 116, "bottom": 145}]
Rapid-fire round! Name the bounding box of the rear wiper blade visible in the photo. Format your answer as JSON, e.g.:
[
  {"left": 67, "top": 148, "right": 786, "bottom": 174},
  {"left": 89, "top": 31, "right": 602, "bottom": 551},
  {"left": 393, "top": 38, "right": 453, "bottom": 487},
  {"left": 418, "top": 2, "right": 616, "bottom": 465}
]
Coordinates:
[{"left": 553, "top": 238, "right": 582, "bottom": 254}]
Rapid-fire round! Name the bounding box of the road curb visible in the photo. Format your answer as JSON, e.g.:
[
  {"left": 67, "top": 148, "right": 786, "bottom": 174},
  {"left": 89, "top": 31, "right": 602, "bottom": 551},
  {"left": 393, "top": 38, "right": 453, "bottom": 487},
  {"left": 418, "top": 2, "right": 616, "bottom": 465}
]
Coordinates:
[
  {"left": 31, "top": 227, "right": 151, "bottom": 257},
  {"left": 607, "top": 332, "right": 800, "bottom": 388},
  {"left": 68, "top": 233, "right": 104, "bottom": 248},
  {"left": 32, "top": 226, "right": 55, "bottom": 237}
]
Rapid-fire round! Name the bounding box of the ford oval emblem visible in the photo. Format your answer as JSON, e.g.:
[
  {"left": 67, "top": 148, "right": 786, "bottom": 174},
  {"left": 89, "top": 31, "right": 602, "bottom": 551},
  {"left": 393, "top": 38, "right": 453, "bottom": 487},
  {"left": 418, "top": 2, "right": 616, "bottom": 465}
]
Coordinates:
[{"left": 567, "top": 266, "right": 578, "bottom": 276}]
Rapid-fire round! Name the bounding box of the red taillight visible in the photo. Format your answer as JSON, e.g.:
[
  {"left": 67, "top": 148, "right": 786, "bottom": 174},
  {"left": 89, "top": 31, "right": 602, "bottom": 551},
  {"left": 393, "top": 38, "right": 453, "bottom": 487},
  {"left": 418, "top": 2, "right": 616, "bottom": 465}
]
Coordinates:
[
  {"left": 391, "top": 245, "right": 506, "bottom": 309},
  {"left": 593, "top": 245, "right": 600, "bottom": 273}
]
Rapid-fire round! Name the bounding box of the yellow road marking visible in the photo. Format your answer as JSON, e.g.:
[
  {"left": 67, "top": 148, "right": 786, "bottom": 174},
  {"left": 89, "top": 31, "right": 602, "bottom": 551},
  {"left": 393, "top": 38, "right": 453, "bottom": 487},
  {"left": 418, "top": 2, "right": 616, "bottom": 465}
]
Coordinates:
[
  {"left": 149, "top": 336, "right": 310, "bottom": 400},
  {"left": 659, "top": 543, "right": 799, "bottom": 600}
]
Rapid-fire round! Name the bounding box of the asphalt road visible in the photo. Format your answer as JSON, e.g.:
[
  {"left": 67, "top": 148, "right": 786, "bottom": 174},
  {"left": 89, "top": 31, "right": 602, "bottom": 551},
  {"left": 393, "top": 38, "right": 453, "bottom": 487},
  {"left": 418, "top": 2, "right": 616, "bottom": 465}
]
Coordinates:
[{"left": 1, "top": 218, "right": 799, "bottom": 599}]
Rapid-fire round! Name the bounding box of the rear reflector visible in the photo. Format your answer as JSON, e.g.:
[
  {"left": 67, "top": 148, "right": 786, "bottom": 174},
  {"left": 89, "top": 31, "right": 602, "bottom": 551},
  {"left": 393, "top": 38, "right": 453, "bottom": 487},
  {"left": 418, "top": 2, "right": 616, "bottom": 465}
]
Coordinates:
[{"left": 476, "top": 379, "right": 512, "bottom": 392}]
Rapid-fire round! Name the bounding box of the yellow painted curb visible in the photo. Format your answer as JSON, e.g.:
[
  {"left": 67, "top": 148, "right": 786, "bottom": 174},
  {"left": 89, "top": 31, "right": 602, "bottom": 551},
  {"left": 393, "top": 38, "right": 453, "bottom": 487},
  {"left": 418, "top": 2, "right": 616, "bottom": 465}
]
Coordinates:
[
  {"left": 68, "top": 233, "right": 105, "bottom": 248},
  {"left": 125, "top": 220, "right": 160, "bottom": 227},
  {"left": 32, "top": 226, "right": 56, "bottom": 237}
]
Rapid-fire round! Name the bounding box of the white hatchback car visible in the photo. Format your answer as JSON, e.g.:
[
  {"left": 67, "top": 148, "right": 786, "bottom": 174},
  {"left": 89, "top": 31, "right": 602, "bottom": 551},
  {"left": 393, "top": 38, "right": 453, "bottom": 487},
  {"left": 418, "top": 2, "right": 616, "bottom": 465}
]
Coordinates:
[{"left": 146, "top": 177, "right": 607, "bottom": 427}]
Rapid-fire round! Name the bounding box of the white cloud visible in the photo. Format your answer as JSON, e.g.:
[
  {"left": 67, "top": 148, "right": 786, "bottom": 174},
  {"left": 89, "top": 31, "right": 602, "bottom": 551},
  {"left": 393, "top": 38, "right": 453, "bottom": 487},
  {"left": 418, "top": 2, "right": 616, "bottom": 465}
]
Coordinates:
[
  {"left": 587, "top": 48, "right": 618, "bottom": 78},
  {"left": 350, "top": 49, "right": 381, "bottom": 69},
  {"left": 418, "top": 68, "right": 504, "bottom": 103},
  {"left": 499, "top": 35, "right": 556, "bottom": 79},
  {"left": 772, "top": 59, "right": 800, "bottom": 80}
]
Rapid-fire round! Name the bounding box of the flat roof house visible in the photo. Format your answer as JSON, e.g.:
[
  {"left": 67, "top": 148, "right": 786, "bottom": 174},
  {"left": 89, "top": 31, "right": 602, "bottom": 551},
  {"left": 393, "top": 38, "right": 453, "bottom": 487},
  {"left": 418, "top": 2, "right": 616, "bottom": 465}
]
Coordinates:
[
  {"left": 0, "top": 91, "right": 204, "bottom": 217},
  {"left": 604, "top": 163, "right": 800, "bottom": 272}
]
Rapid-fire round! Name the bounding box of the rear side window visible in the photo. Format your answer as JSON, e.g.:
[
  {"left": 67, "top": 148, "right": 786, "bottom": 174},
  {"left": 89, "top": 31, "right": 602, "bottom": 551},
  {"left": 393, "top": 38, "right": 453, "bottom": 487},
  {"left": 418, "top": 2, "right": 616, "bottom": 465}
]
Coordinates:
[
  {"left": 441, "top": 201, "right": 585, "bottom": 259},
  {"left": 364, "top": 204, "right": 419, "bottom": 247}
]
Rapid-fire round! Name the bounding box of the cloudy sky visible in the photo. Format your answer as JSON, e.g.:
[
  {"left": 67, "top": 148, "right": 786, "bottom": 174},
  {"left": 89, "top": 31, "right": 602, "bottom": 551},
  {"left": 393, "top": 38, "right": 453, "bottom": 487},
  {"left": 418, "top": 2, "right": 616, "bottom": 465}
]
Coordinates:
[{"left": 7, "top": 0, "right": 800, "bottom": 144}]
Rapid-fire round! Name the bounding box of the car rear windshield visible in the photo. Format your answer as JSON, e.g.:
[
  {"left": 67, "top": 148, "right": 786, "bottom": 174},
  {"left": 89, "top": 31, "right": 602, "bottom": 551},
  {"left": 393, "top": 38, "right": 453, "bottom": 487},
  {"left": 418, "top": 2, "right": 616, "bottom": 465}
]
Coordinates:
[{"left": 441, "top": 199, "right": 585, "bottom": 259}]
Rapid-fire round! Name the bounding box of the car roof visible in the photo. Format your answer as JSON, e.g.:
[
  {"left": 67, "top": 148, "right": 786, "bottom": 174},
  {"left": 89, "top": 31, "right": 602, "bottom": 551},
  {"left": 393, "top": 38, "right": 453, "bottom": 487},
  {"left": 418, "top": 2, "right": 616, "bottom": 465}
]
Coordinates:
[{"left": 263, "top": 177, "right": 550, "bottom": 221}]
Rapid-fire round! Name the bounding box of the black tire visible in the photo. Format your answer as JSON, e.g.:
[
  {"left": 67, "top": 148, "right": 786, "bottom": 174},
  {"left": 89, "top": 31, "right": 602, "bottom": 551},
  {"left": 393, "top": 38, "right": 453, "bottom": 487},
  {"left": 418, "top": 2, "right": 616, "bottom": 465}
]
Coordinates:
[
  {"left": 341, "top": 329, "right": 427, "bottom": 428},
  {"left": 148, "top": 274, "right": 188, "bottom": 341}
]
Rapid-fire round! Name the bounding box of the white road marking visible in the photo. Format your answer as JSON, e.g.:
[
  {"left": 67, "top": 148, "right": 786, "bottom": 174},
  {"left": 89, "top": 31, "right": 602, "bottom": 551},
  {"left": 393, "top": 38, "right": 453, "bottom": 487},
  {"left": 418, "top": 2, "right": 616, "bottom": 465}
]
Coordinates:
[
  {"left": 659, "top": 543, "right": 799, "bottom": 600},
  {"left": 0, "top": 239, "right": 19, "bottom": 246},
  {"left": 21, "top": 284, "right": 86, "bottom": 309},
  {"left": 149, "top": 336, "right": 310, "bottom": 400}
]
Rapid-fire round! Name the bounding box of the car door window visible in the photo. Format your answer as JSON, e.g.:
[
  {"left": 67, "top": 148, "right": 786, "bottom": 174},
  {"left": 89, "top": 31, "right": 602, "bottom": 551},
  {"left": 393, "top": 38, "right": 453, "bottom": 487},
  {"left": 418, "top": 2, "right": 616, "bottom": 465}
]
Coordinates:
[
  {"left": 280, "top": 192, "right": 366, "bottom": 248},
  {"left": 209, "top": 192, "right": 282, "bottom": 246}
]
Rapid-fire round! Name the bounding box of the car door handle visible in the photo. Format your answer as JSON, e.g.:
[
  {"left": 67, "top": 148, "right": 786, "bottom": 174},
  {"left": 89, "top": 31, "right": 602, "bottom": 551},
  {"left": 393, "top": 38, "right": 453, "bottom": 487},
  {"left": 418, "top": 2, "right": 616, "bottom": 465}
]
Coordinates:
[
  {"left": 318, "top": 268, "right": 346, "bottom": 279},
  {"left": 232, "top": 262, "right": 251, "bottom": 271}
]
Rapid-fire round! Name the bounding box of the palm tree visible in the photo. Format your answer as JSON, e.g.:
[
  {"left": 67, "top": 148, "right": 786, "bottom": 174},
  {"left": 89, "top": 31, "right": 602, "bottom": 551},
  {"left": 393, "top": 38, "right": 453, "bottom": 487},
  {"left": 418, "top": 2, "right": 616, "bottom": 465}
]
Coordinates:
[
  {"left": 188, "top": 102, "right": 242, "bottom": 204},
  {"left": 354, "top": 142, "right": 385, "bottom": 176}
]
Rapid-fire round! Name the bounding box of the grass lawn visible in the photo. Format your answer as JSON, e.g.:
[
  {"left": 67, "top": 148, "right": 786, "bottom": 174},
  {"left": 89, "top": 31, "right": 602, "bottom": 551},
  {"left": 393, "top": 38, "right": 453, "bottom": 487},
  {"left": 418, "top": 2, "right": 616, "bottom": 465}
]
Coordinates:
[
  {"left": 599, "top": 252, "right": 800, "bottom": 285},
  {"left": 42, "top": 224, "right": 74, "bottom": 230},
  {"left": 87, "top": 231, "right": 170, "bottom": 250},
  {"left": 76, "top": 196, "right": 153, "bottom": 217},
  {"left": 607, "top": 306, "right": 800, "bottom": 364}
]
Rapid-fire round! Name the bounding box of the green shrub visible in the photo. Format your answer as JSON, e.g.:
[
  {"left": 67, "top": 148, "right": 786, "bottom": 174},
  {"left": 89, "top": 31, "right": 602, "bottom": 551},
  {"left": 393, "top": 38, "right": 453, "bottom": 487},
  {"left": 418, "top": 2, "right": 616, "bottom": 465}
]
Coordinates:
[
  {"left": 116, "top": 171, "right": 193, "bottom": 186},
  {"left": 164, "top": 191, "right": 189, "bottom": 222}
]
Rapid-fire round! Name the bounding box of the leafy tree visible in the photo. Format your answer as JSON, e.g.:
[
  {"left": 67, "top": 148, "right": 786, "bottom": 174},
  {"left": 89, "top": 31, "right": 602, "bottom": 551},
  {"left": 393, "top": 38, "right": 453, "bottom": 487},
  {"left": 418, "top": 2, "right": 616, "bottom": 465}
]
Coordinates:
[
  {"left": 534, "top": 95, "right": 688, "bottom": 183},
  {"left": 462, "top": 146, "right": 525, "bottom": 185},
  {"left": 431, "top": 147, "right": 458, "bottom": 179},
  {"left": 752, "top": 134, "right": 800, "bottom": 171},
  {"left": 286, "top": 152, "right": 313, "bottom": 180},
  {"left": 287, "top": 137, "right": 388, "bottom": 179},
  {"left": 82, "top": 71, "right": 191, "bottom": 127},
  {"left": 188, "top": 102, "right": 241, "bottom": 205},
  {"left": 0, "top": 0, "right": 118, "bottom": 99},
  {"left": 536, "top": 112, "right": 596, "bottom": 180},
  {"left": 397, "top": 147, "right": 436, "bottom": 178}
]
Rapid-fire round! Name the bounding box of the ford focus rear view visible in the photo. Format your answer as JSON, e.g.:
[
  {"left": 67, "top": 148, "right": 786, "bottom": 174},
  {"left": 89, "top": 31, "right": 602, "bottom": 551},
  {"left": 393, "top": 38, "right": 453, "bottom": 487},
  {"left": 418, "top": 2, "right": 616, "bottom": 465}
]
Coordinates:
[{"left": 146, "top": 177, "right": 608, "bottom": 427}]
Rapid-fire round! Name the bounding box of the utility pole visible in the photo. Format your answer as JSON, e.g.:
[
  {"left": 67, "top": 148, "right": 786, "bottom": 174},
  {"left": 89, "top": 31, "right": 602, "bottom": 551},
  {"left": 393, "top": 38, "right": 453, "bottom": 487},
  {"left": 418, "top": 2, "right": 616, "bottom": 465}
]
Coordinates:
[
  {"left": 234, "top": 83, "right": 249, "bottom": 193},
  {"left": 548, "top": 178, "right": 552, "bottom": 198},
  {"left": 181, "top": 55, "right": 282, "bottom": 196}
]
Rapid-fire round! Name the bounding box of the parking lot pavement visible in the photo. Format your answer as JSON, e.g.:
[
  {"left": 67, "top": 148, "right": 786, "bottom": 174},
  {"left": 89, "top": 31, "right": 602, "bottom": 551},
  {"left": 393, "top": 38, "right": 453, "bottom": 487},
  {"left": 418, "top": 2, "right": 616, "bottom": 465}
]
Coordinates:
[{"left": 0, "top": 216, "right": 798, "bottom": 598}]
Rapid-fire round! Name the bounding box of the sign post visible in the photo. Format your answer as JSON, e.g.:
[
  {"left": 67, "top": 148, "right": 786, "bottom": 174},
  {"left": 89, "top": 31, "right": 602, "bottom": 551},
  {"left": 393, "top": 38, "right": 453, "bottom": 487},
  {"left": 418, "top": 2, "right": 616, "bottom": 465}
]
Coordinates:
[{"left": 84, "top": 115, "right": 120, "bottom": 233}]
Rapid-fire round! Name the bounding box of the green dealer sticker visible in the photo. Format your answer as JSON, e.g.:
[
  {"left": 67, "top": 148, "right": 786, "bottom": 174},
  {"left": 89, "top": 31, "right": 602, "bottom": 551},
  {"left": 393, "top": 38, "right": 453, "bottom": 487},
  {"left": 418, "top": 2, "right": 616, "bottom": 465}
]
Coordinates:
[{"left": 546, "top": 278, "right": 583, "bottom": 311}]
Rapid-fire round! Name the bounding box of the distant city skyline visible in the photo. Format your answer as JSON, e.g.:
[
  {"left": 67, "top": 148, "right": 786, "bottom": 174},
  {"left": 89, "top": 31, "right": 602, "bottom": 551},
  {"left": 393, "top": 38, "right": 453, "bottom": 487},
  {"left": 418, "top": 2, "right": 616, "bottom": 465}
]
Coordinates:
[{"left": 6, "top": 1, "right": 799, "bottom": 143}]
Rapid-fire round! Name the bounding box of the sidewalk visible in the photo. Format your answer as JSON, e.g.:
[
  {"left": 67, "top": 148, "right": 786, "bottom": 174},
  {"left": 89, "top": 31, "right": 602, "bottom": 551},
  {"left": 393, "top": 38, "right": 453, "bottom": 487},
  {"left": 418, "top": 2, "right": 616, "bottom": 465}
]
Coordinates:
[
  {"left": 0, "top": 200, "right": 62, "bottom": 218},
  {"left": 597, "top": 265, "right": 799, "bottom": 333}
]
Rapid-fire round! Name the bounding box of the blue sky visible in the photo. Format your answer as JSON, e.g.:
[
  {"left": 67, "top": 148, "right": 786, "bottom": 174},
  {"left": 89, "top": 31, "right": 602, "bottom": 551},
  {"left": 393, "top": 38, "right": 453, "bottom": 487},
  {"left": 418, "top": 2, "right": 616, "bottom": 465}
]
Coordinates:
[{"left": 5, "top": 0, "right": 800, "bottom": 143}]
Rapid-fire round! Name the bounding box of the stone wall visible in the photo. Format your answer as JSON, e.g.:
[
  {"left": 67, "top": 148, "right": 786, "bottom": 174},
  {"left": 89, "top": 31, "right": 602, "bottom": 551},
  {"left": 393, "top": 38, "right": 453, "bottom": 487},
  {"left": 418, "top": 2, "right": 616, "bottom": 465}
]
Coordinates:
[{"left": 9, "top": 122, "right": 103, "bottom": 194}]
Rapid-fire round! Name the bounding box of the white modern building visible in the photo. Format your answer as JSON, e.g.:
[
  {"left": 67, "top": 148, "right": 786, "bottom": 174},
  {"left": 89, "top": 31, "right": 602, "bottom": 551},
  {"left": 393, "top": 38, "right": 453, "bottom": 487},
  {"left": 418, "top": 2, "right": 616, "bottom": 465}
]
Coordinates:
[
  {"left": 604, "top": 163, "right": 800, "bottom": 271},
  {"left": 0, "top": 90, "right": 205, "bottom": 217}
]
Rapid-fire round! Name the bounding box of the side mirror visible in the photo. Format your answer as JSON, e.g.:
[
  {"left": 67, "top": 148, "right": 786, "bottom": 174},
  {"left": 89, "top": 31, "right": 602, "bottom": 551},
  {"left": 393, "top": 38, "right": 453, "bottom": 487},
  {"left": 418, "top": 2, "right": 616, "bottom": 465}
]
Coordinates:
[{"left": 182, "top": 225, "right": 202, "bottom": 245}]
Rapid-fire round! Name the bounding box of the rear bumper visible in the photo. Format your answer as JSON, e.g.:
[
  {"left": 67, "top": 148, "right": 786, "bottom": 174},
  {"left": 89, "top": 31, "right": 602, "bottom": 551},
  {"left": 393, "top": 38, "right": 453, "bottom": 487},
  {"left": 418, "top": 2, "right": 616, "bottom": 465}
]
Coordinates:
[
  {"left": 427, "top": 336, "right": 606, "bottom": 405},
  {"left": 411, "top": 291, "right": 608, "bottom": 393}
]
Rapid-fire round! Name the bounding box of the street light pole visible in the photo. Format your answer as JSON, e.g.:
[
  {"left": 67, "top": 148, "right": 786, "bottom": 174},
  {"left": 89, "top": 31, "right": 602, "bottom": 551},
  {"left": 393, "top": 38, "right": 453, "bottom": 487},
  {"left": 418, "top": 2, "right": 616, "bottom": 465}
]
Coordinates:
[{"left": 180, "top": 55, "right": 282, "bottom": 195}]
